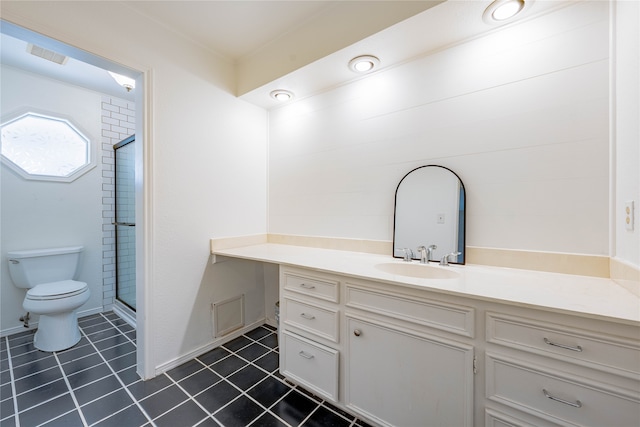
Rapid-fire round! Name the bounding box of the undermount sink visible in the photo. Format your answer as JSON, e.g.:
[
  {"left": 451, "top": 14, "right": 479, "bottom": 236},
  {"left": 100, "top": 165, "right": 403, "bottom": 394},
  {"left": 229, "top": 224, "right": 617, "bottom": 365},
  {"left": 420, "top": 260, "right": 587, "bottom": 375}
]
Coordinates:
[{"left": 375, "top": 262, "right": 460, "bottom": 280}]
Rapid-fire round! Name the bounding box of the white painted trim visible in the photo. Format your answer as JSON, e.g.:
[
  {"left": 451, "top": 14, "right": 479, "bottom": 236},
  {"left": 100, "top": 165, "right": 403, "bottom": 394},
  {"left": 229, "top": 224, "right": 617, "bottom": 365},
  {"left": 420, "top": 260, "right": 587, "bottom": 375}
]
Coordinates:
[
  {"left": 136, "top": 68, "right": 154, "bottom": 380},
  {"left": 1, "top": 325, "right": 32, "bottom": 339},
  {"left": 112, "top": 301, "right": 136, "bottom": 328},
  {"left": 609, "top": 0, "right": 618, "bottom": 260},
  {"left": 154, "top": 318, "right": 265, "bottom": 376},
  {"left": 0, "top": 306, "right": 103, "bottom": 338}
]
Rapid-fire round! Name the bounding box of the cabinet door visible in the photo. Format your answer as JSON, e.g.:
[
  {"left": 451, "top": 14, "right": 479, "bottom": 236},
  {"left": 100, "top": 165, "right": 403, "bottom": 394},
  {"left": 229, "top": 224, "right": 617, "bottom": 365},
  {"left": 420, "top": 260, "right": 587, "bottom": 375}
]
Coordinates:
[{"left": 346, "top": 316, "right": 474, "bottom": 427}]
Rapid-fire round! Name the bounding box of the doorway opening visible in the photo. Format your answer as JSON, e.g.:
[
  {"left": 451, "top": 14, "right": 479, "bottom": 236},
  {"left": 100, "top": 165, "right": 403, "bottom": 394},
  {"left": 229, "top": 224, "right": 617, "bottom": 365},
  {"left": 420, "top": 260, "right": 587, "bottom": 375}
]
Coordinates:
[{"left": 1, "top": 19, "right": 148, "bottom": 376}]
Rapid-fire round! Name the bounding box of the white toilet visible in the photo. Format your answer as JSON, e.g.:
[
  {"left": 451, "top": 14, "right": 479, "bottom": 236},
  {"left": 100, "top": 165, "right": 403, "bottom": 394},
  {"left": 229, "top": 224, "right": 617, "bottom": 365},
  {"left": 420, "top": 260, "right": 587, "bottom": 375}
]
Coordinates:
[{"left": 7, "top": 246, "right": 90, "bottom": 352}]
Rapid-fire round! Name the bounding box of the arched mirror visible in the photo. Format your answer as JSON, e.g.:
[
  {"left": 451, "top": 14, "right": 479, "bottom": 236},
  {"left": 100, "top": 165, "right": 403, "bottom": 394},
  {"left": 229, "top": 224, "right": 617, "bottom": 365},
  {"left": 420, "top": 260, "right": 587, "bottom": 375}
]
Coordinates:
[{"left": 393, "top": 165, "right": 466, "bottom": 264}]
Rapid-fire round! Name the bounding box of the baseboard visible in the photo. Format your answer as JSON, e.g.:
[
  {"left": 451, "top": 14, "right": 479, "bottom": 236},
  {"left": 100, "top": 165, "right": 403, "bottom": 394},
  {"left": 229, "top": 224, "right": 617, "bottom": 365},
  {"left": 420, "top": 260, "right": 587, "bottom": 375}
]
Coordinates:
[
  {"left": 267, "top": 234, "right": 391, "bottom": 255},
  {"left": 112, "top": 302, "right": 137, "bottom": 328},
  {"left": 211, "top": 233, "right": 629, "bottom": 279},
  {"left": 264, "top": 318, "right": 278, "bottom": 329},
  {"left": 466, "top": 246, "right": 611, "bottom": 278},
  {"left": 154, "top": 318, "right": 265, "bottom": 376},
  {"left": 0, "top": 306, "right": 103, "bottom": 338},
  {"left": 0, "top": 324, "right": 32, "bottom": 338},
  {"left": 210, "top": 234, "right": 268, "bottom": 252},
  {"left": 611, "top": 257, "right": 640, "bottom": 297},
  {"left": 79, "top": 306, "right": 105, "bottom": 319}
]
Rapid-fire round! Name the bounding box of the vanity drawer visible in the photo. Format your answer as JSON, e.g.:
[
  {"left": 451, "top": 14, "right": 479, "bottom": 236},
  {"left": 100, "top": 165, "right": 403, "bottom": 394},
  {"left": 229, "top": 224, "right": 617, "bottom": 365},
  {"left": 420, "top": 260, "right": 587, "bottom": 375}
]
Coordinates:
[
  {"left": 283, "top": 271, "right": 339, "bottom": 303},
  {"left": 485, "top": 408, "right": 559, "bottom": 427},
  {"left": 282, "top": 297, "right": 339, "bottom": 342},
  {"left": 486, "top": 353, "right": 640, "bottom": 427},
  {"left": 487, "top": 312, "right": 640, "bottom": 378},
  {"left": 281, "top": 331, "right": 339, "bottom": 401},
  {"left": 345, "top": 283, "right": 474, "bottom": 337}
]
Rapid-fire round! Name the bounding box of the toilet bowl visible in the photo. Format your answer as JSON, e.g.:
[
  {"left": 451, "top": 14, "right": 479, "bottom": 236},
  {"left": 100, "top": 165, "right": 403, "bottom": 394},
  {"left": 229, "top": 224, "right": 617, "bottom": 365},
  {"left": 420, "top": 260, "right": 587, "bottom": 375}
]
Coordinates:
[
  {"left": 7, "top": 246, "right": 91, "bottom": 352},
  {"left": 23, "top": 280, "right": 90, "bottom": 351}
]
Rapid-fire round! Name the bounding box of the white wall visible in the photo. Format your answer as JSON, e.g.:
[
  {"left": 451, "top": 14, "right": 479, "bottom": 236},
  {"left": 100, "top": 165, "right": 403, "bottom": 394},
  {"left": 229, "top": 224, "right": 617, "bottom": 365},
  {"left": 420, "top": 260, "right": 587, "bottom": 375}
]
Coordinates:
[
  {"left": 1, "top": 65, "right": 105, "bottom": 335},
  {"left": 613, "top": 0, "right": 640, "bottom": 268},
  {"left": 1, "top": 1, "right": 268, "bottom": 373},
  {"left": 269, "top": 1, "right": 610, "bottom": 256}
]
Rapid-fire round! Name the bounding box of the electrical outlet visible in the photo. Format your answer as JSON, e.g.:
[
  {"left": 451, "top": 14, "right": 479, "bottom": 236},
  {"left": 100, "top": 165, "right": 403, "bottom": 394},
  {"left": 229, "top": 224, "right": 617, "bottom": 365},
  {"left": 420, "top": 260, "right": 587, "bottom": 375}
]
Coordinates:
[{"left": 625, "top": 201, "right": 634, "bottom": 231}]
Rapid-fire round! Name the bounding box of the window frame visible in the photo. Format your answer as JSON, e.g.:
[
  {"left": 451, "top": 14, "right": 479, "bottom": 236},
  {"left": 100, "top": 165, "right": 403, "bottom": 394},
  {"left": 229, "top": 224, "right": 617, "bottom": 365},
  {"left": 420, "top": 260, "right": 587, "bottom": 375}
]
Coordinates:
[{"left": 0, "top": 109, "right": 96, "bottom": 183}]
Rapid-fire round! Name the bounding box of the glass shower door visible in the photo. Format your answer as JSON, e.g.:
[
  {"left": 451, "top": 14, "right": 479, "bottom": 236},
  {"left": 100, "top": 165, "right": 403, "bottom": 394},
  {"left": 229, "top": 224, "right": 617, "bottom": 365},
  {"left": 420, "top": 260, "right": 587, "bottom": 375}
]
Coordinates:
[{"left": 114, "top": 136, "right": 136, "bottom": 310}]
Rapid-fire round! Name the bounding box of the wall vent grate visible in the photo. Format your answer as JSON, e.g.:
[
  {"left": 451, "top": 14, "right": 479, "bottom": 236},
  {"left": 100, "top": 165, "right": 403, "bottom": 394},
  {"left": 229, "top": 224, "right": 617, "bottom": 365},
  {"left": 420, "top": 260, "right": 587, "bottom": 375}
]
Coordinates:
[
  {"left": 26, "top": 44, "right": 68, "bottom": 65},
  {"left": 212, "top": 294, "right": 245, "bottom": 338}
]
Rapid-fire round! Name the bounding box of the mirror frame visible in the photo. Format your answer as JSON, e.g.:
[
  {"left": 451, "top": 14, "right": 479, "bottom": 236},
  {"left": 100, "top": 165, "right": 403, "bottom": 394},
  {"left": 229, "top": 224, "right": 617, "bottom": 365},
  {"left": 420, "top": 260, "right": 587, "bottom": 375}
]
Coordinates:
[{"left": 392, "top": 165, "right": 466, "bottom": 265}]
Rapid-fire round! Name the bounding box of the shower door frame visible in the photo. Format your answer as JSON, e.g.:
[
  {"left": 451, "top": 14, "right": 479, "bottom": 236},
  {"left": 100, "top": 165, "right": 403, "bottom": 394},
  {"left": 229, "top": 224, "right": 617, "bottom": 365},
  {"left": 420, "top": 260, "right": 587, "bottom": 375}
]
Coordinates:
[{"left": 113, "top": 135, "right": 136, "bottom": 314}]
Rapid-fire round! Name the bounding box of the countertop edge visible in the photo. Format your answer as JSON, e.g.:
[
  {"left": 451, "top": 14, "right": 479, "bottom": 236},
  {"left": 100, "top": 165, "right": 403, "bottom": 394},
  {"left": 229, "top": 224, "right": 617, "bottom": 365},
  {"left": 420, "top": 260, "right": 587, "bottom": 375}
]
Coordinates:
[{"left": 211, "top": 244, "right": 640, "bottom": 326}]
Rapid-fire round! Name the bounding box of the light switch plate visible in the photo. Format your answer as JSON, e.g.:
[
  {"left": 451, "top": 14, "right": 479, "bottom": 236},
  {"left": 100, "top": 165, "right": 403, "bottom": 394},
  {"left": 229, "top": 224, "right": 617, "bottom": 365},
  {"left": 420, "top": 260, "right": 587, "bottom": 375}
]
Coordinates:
[{"left": 624, "top": 200, "right": 634, "bottom": 231}]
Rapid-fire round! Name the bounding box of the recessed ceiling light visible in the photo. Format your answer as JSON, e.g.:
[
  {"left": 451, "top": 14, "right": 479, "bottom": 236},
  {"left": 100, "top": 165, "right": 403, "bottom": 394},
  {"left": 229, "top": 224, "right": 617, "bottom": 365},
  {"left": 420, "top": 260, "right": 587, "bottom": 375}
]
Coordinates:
[
  {"left": 348, "top": 55, "right": 380, "bottom": 73},
  {"left": 483, "top": 0, "right": 528, "bottom": 24},
  {"left": 270, "top": 89, "right": 294, "bottom": 102}
]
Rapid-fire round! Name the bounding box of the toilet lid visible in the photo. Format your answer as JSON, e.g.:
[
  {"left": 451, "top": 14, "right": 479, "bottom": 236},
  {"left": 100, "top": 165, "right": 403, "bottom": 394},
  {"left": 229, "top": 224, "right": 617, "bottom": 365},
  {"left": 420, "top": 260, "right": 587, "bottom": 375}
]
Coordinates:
[{"left": 27, "top": 280, "right": 88, "bottom": 301}]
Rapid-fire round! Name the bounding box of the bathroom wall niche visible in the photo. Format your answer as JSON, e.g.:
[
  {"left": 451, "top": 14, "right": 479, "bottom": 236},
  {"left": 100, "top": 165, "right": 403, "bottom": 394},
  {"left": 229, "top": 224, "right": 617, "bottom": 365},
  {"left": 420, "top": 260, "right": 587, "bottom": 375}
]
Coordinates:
[{"left": 393, "top": 165, "right": 465, "bottom": 264}]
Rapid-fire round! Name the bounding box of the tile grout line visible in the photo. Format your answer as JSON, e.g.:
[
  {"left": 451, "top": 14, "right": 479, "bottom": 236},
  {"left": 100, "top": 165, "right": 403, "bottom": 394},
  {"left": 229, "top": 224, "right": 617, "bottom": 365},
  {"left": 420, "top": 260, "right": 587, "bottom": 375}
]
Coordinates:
[
  {"left": 96, "top": 313, "right": 137, "bottom": 347},
  {"left": 230, "top": 331, "right": 358, "bottom": 427},
  {"left": 204, "top": 371, "right": 294, "bottom": 427},
  {"left": 177, "top": 354, "right": 291, "bottom": 426},
  {"left": 78, "top": 318, "right": 179, "bottom": 422},
  {"left": 230, "top": 335, "right": 308, "bottom": 426},
  {"left": 5, "top": 336, "right": 21, "bottom": 427},
  {"left": 162, "top": 366, "right": 222, "bottom": 427},
  {"left": 212, "top": 336, "right": 298, "bottom": 427},
  {"left": 7, "top": 320, "right": 364, "bottom": 427},
  {"left": 77, "top": 315, "right": 136, "bottom": 353},
  {"left": 176, "top": 333, "right": 294, "bottom": 426},
  {"left": 52, "top": 351, "right": 90, "bottom": 427},
  {"left": 77, "top": 314, "right": 156, "bottom": 427},
  {"left": 231, "top": 333, "right": 310, "bottom": 425},
  {"left": 298, "top": 402, "right": 323, "bottom": 427}
]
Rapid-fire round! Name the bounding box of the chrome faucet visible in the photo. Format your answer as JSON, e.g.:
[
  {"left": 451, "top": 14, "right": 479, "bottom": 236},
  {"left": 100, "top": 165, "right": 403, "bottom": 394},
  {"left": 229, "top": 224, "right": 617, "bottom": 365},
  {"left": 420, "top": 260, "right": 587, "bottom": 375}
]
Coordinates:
[
  {"left": 400, "top": 248, "right": 414, "bottom": 262},
  {"left": 427, "top": 244, "right": 437, "bottom": 262},
  {"left": 417, "top": 244, "right": 437, "bottom": 264},
  {"left": 439, "top": 252, "right": 462, "bottom": 266}
]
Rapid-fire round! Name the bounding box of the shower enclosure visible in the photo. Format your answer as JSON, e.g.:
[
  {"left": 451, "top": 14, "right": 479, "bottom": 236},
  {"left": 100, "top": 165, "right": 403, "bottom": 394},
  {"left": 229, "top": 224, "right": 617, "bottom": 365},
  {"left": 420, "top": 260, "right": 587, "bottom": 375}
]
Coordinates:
[{"left": 113, "top": 135, "right": 136, "bottom": 311}]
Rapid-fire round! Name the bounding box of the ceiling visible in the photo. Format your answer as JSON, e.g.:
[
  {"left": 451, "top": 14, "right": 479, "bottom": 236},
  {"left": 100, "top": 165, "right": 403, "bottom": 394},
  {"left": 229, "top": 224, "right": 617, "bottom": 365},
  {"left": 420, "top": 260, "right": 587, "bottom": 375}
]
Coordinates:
[
  {"left": 0, "top": 0, "right": 569, "bottom": 109},
  {"left": 123, "top": 1, "right": 396, "bottom": 61}
]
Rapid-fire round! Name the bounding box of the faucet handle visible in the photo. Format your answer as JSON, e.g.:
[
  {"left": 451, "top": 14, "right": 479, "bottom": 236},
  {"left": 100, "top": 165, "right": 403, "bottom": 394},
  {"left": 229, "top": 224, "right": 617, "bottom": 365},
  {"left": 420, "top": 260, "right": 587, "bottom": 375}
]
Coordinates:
[
  {"left": 439, "top": 252, "right": 462, "bottom": 266},
  {"left": 398, "top": 247, "right": 414, "bottom": 262}
]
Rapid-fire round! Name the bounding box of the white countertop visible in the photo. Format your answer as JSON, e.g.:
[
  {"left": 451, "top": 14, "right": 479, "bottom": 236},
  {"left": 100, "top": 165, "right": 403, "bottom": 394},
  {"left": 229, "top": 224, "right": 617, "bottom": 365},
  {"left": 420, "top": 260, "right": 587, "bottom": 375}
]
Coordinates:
[{"left": 212, "top": 244, "right": 640, "bottom": 325}]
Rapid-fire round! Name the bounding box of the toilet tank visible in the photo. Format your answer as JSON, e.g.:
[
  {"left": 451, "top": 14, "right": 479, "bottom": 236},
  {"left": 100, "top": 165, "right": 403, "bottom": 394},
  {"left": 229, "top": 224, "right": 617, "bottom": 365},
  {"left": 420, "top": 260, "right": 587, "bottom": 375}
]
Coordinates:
[{"left": 7, "top": 246, "right": 83, "bottom": 289}]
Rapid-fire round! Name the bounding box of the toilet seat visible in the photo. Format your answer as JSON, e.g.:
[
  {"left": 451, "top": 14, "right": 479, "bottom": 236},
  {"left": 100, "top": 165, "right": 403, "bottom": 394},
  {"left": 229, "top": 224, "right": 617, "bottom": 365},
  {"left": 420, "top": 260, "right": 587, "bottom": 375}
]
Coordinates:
[{"left": 26, "top": 280, "right": 88, "bottom": 301}]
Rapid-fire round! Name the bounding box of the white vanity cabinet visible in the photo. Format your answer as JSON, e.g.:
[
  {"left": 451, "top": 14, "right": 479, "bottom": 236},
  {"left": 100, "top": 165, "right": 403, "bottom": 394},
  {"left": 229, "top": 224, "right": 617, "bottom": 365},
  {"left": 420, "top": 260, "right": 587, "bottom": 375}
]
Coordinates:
[
  {"left": 279, "top": 266, "right": 476, "bottom": 427},
  {"left": 484, "top": 309, "right": 640, "bottom": 427}
]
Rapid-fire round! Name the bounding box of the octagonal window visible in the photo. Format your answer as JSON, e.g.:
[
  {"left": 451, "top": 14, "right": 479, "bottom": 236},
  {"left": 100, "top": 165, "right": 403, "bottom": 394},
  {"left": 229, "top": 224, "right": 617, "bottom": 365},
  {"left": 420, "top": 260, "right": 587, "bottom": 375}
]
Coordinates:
[{"left": 1, "top": 112, "right": 94, "bottom": 182}]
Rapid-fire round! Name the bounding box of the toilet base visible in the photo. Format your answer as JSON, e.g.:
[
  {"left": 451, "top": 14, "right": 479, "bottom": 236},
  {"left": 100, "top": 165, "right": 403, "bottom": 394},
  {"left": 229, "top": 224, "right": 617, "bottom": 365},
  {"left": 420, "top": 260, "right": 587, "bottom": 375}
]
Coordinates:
[{"left": 33, "top": 311, "right": 81, "bottom": 352}]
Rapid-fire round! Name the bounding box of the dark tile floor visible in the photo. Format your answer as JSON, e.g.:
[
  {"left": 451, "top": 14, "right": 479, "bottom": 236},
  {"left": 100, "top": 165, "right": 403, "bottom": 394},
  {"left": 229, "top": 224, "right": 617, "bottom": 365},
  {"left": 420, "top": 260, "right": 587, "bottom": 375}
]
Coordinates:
[{"left": 1, "top": 312, "right": 372, "bottom": 427}]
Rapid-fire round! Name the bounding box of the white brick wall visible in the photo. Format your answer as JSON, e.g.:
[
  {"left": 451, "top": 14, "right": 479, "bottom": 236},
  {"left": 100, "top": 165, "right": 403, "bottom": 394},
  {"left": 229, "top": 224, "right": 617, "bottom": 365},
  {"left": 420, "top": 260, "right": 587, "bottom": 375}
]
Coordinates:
[{"left": 101, "top": 96, "right": 135, "bottom": 310}]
